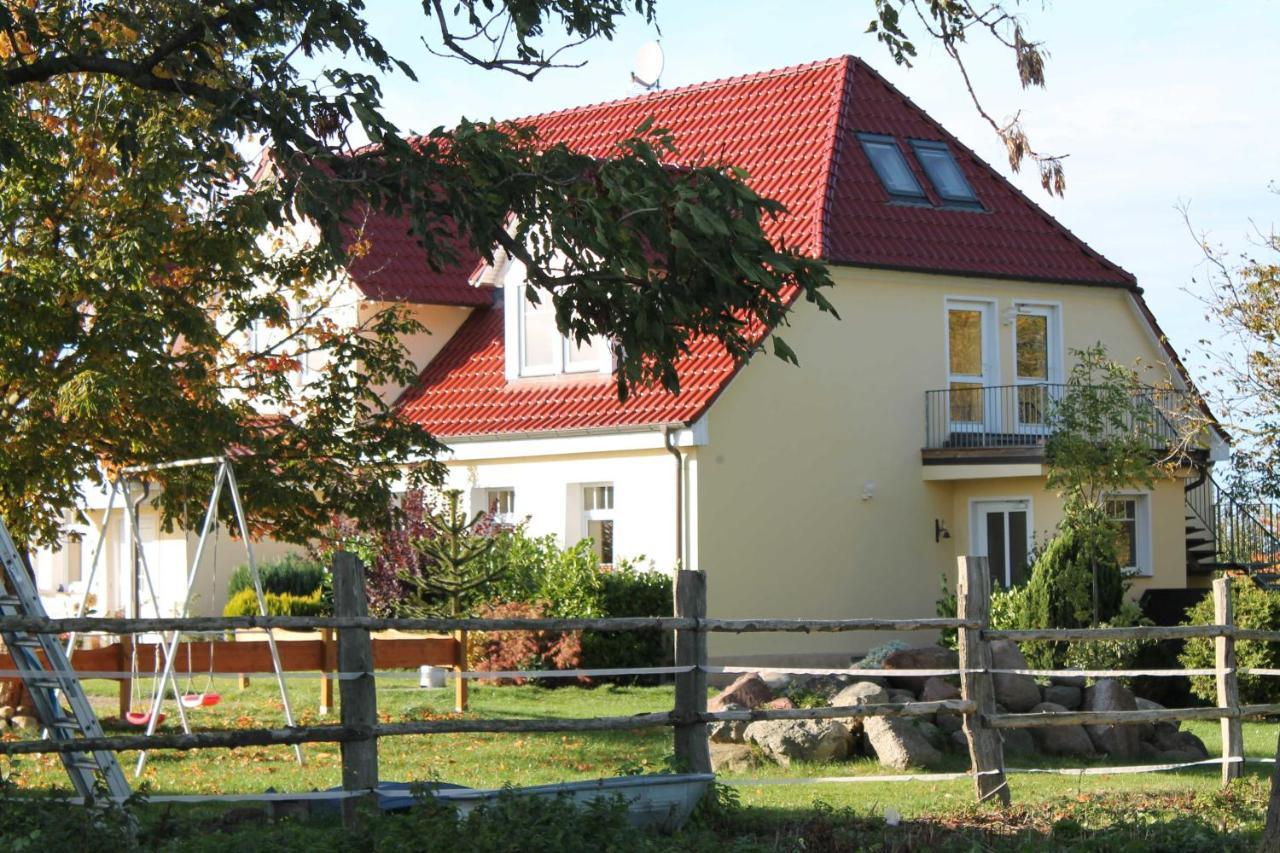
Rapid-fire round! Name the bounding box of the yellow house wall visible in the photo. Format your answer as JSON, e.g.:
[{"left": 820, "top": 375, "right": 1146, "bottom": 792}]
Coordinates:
[
  {"left": 358, "top": 300, "right": 473, "bottom": 405},
  {"left": 697, "top": 265, "right": 1186, "bottom": 664}
]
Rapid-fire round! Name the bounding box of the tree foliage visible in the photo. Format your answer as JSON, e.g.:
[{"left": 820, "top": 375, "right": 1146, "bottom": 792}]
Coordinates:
[
  {"left": 0, "top": 1, "right": 1051, "bottom": 547},
  {"left": 1044, "top": 343, "right": 1164, "bottom": 512}
]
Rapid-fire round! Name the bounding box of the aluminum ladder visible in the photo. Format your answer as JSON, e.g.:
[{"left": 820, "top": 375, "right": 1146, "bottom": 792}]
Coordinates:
[{"left": 0, "top": 518, "right": 130, "bottom": 801}]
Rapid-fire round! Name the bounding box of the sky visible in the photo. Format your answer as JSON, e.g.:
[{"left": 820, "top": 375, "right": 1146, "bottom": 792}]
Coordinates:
[{"left": 328, "top": 1, "right": 1279, "bottom": 393}]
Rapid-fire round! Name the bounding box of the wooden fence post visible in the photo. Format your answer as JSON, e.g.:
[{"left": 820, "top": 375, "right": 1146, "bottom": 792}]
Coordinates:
[
  {"left": 320, "top": 628, "right": 336, "bottom": 715},
  {"left": 453, "top": 629, "right": 468, "bottom": 713},
  {"left": 117, "top": 633, "right": 133, "bottom": 719},
  {"left": 957, "top": 556, "right": 1010, "bottom": 805},
  {"left": 672, "top": 569, "right": 711, "bottom": 774},
  {"left": 1214, "top": 576, "right": 1243, "bottom": 784},
  {"left": 332, "top": 551, "right": 378, "bottom": 824}
]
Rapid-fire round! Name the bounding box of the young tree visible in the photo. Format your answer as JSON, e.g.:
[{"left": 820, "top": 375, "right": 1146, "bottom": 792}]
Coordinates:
[
  {"left": 1039, "top": 344, "right": 1169, "bottom": 625},
  {"left": 401, "top": 490, "right": 504, "bottom": 617}
]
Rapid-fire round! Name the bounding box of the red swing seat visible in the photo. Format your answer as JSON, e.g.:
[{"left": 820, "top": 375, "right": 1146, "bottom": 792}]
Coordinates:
[
  {"left": 124, "top": 711, "right": 165, "bottom": 727},
  {"left": 180, "top": 692, "right": 221, "bottom": 709}
]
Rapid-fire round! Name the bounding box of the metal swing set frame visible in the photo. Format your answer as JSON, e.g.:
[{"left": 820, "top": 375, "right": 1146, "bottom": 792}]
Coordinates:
[{"left": 68, "top": 454, "right": 303, "bottom": 776}]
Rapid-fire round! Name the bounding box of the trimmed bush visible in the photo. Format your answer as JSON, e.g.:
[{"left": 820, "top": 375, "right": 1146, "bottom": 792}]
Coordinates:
[
  {"left": 1181, "top": 580, "right": 1280, "bottom": 705},
  {"left": 580, "top": 563, "right": 673, "bottom": 679},
  {"left": 1015, "top": 516, "right": 1124, "bottom": 669},
  {"left": 226, "top": 553, "right": 325, "bottom": 599},
  {"left": 222, "top": 587, "right": 328, "bottom": 617}
]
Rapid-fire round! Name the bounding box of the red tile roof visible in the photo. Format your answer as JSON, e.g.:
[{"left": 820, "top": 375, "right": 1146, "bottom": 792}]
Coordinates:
[
  {"left": 341, "top": 207, "right": 491, "bottom": 307},
  {"left": 396, "top": 55, "right": 1142, "bottom": 438}
]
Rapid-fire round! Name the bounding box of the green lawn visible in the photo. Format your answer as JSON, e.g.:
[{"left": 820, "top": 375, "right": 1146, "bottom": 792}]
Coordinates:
[
  {"left": 2, "top": 676, "right": 1277, "bottom": 817},
  {"left": 2, "top": 679, "right": 1276, "bottom": 850}
]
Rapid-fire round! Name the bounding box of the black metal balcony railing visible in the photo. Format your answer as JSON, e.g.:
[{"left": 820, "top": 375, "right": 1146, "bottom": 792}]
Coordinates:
[{"left": 922, "top": 383, "right": 1193, "bottom": 451}]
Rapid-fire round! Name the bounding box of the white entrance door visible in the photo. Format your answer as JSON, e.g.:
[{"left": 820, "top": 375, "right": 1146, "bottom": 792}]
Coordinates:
[
  {"left": 971, "top": 500, "right": 1031, "bottom": 588},
  {"left": 946, "top": 300, "right": 998, "bottom": 434}
]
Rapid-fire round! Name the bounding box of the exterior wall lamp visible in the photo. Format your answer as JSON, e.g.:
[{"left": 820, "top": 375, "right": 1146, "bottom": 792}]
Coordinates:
[{"left": 935, "top": 519, "right": 952, "bottom": 543}]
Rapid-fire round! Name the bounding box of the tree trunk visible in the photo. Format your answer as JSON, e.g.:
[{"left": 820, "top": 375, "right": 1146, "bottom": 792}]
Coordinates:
[{"left": 1262, "top": 733, "right": 1280, "bottom": 851}]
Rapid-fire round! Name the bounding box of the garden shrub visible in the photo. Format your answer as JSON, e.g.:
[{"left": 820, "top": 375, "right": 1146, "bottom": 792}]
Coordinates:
[
  {"left": 1061, "top": 599, "right": 1152, "bottom": 684},
  {"left": 222, "top": 587, "right": 328, "bottom": 617},
  {"left": 1014, "top": 515, "right": 1125, "bottom": 669},
  {"left": 226, "top": 553, "right": 326, "bottom": 599},
  {"left": 580, "top": 562, "right": 673, "bottom": 680},
  {"left": 469, "top": 600, "right": 582, "bottom": 683},
  {"left": 1181, "top": 579, "right": 1280, "bottom": 705}
]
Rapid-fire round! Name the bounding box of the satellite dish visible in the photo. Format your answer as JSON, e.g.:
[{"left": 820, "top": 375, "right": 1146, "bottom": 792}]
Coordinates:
[{"left": 630, "top": 40, "right": 664, "bottom": 90}]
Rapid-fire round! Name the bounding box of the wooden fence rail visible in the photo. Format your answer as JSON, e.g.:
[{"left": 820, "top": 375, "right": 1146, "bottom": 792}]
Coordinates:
[{"left": 0, "top": 554, "right": 1268, "bottom": 821}]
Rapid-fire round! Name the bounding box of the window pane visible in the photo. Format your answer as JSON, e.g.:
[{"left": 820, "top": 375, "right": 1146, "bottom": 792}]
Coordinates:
[
  {"left": 948, "top": 309, "right": 983, "bottom": 376},
  {"left": 521, "top": 295, "right": 558, "bottom": 370},
  {"left": 950, "top": 382, "right": 984, "bottom": 423},
  {"left": 487, "top": 489, "right": 515, "bottom": 517},
  {"left": 565, "top": 334, "right": 606, "bottom": 370},
  {"left": 1009, "top": 511, "right": 1028, "bottom": 586},
  {"left": 986, "top": 511, "right": 1007, "bottom": 589},
  {"left": 1107, "top": 498, "right": 1138, "bottom": 567},
  {"left": 861, "top": 139, "right": 924, "bottom": 198},
  {"left": 1016, "top": 314, "right": 1049, "bottom": 380},
  {"left": 585, "top": 484, "right": 614, "bottom": 511},
  {"left": 588, "top": 519, "right": 614, "bottom": 565},
  {"left": 914, "top": 145, "right": 976, "bottom": 201},
  {"left": 1017, "top": 384, "right": 1049, "bottom": 426}
]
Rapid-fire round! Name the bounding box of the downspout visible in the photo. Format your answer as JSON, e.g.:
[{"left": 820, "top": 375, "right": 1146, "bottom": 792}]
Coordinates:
[{"left": 663, "top": 425, "right": 684, "bottom": 570}]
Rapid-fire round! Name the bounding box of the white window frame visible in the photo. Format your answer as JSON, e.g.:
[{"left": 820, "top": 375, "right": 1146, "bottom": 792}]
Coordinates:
[
  {"left": 944, "top": 297, "right": 1000, "bottom": 432},
  {"left": 503, "top": 262, "right": 612, "bottom": 380},
  {"left": 1105, "top": 491, "right": 1153, "bottom": 577},
  {"left": 582, "top": 483, "right": 616, "bottom": 566},
  {"left": 477, "top": 487, "right": 517, "bottom": 525},
  {"left": 1011, "top": 301, "right": 1063, "bottom": 434}
]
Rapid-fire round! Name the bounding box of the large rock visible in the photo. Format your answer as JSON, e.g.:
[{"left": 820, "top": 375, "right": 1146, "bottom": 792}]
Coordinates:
[
  {"left": 1042, "top": 683, "right": 1082, "bottom": 710},
  {"left": 881, "top": 647, "right": 958, "bottom": 694},
  {"left": 863, "top": 717, "right": 944, "bottom": 770},
  {"left": 10, "top": 715, "right": 37, "bottom": 731},
  {"left": 710, "top": 743, "right": 761, "bottom": 774},
  {"left": 1000, "top": 727, "right": 1036, "bottom": 756},
  {"left": 989, "top": 640, "right": 1041, "bottom": 712},
  {"left": 920, "top": 677, "right": 960, "bottom": 703},
  {"left": 829, "top": 681, "right": 891, "bottom": 734},
  {"left": 1149, "top": 727, "right": 1209, "bottom": 761},
  {"left": 708, "top": 703, "right": 748, "bottom": 744},
  {"left": 744, "top": 719, "right": 851, "bottom": 767},
  {"left": 710, "top": 673, "right": 773, "bottom": 712},
  {"left": 1028, "top": 702, "right": 1097, "bottom": 758},
  {"left": 1083, "top": 679, "right": 1141, "bottom": 759},
  {"left": 936, "top": 709, "right": 964, "bottom": 735}
]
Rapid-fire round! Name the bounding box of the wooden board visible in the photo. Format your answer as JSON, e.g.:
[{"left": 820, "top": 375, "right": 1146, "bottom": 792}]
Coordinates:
[{"left": 0, "top": 634, "right": 458, "bottom": 677}]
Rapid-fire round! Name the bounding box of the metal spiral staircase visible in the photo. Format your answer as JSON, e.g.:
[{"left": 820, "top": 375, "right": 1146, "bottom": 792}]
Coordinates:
[{"left": 1185, "top": 469, "right": 1280, "bottom": 589}]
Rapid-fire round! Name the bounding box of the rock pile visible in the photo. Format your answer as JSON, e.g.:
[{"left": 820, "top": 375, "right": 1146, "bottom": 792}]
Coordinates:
[{"left": 706, "top": 645, "right": 1209, "bottom": 773}]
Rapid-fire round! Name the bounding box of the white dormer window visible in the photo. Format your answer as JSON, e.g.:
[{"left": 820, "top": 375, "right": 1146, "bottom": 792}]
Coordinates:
[{"left": 503, "top": 257, "right": 611, "bottom": 380}]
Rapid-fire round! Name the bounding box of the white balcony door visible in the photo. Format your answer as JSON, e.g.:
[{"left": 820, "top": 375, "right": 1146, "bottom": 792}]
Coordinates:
[
  {"left": 946, "top": 299, "right": 998, "bottom": 433},
  {"left": 971, "top": 499, "right": 1031, "bottom": 588},
  {"left": 1013, "top": 304, "right": 1062, "bottom": 434}
]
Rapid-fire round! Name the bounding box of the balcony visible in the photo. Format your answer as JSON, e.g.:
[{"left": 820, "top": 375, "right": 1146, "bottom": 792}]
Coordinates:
[{"left": 922, "top": 383, "right": 1193, "bottom": 464}]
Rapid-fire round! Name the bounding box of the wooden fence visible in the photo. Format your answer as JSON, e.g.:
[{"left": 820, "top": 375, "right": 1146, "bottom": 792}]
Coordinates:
[
  {"left": 0, "top": 629, "right": 464, "bottom": 717},
  {"left": 0, "top": 553, "right": 1275, "bottom": 819}
]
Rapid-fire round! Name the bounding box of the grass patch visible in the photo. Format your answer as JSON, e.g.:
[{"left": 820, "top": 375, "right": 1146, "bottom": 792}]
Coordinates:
[{"left": 1, "top": 678, "right": 1278, "bottom": 848}]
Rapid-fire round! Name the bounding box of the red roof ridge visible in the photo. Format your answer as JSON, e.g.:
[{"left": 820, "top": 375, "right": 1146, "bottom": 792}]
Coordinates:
[
  {"left": 845, "top": 57, "right": 1137, "bottom": 287},
  {"left": 818, "top": 56, "right": 858, "bottom": 261},
  {"left": 511, "top": 55, "right": 852, "bottom": 129}
]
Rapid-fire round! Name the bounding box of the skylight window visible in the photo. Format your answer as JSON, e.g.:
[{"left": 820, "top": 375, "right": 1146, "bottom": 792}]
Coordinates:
[
  {"left": 910, "top": 140, "right": 980, "bottom": 207},
  {"left": 857, "top": 134, "right": 925, "bottom": 202}
]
